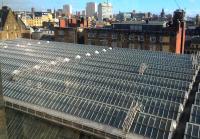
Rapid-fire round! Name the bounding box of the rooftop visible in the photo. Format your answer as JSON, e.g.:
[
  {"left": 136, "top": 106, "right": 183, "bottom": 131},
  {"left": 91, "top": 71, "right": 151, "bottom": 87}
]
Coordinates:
[
  {"left": 0, "top": 39, "right": 199, "bottom": 139},
  {"left": 112, "top": 21, "right": 166, "bottom": 26}
]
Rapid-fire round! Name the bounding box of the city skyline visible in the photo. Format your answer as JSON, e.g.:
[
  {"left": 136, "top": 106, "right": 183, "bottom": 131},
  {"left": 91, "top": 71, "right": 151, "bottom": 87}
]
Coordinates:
[{"left": 3, "top": 0, "right": 200, "bottom": 16}]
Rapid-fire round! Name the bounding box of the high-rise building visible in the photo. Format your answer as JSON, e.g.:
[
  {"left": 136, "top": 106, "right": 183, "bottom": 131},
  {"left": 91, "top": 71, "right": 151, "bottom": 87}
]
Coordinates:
[
  {"left": 57, "top": 9, "right": 63, "bottom": 17},
  {"left": 82, "top": 10, "right": 86, "bottom": 17},
  {"left": 47, "top": 9, "right": 52, "bottom": 13},
  {"left": 86, "top": 2, "right": 96, "bottom": 17},
  {"left": 31, "top": 7, "right": 35, "bottom": 18},
  {"left": 63, "top": 4, "right": 72, "bottom": 17},
  {"left": 160, "top": 8, "right": 165, "bottom": 18},
  {"left": 98, "top": 2, "right": 113, "bottom": 21}
]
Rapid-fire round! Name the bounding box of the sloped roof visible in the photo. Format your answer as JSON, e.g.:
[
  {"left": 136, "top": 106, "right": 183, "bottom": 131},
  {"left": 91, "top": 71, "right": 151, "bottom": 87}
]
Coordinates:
[
  {"left": 0, "top": 6, "right": 27, "bottom": 30},
  {"left": 0, "top": 39, "right": 198, "bottom": 139}
]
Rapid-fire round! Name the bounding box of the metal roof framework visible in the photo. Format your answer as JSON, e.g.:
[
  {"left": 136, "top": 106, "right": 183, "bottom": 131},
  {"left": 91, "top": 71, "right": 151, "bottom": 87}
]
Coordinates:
[{"left": 0, "top": 39, "right": 199, "bottom": 139}]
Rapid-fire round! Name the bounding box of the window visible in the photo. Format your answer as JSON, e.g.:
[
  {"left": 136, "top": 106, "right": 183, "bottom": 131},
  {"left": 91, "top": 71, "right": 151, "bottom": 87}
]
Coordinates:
[
  {"left": 159, "top": 36, "right": 163, "bottom": 42},
  {"left": 88, "top": 33, "right": 96, "bottom": 38},
  {"left": 120, "top": 34, "right": 124, "bottom": 41},
  {"left": 139, "top": 36, "right": 144, "bottom": 42},
  {"left": 192, "top": 45, "right": 194, "bottom": 48},
  {"left": 129, "top": 34, "right": 134, "bottom": 40},
  {"left": 129, "top": 43, "right": 135, "bottom": 48},
  {"left": 112, "top": 34, "right": 117, "bottom": 39},
  {"left": 58, "top": 30, "right": 64, "bottom": 36},
  {"left": 150, "top": 36, "right": 156, "bottom": 43},
  {"left": 162, "top": 45, "right": 170, "bottom": 52},
  {"left": 87, "top": 39, "right": 95, "bottom": 45},
  {"left": 162, "top": 36, "right": 170, "bottom": 43},
  {"left": 111, "top": 41, "right": 117, "bottom": 47},
  {"left": 100, "top": 40, "right": 108, "bottom": 46},
  {"left": 99, "top": 33, "right": 107, "bottom": 38},
  {"left": 150, "top": 45, "right": 157, "bottom": 51}
]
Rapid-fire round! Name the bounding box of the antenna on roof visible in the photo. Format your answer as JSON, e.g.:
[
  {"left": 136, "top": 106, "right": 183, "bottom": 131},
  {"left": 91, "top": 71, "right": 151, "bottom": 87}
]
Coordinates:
[{"left": 174, "top": 0, "right": 181, "bottom": 9}]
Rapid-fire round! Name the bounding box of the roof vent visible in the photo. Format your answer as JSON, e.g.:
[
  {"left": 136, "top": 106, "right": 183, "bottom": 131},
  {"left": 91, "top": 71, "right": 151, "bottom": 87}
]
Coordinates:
[
  {"left": 139, "top": 63, "right": 148, "bottom": 75},
  {"left": 95, "top": 51, "right": 100, "bottom": 54},
  {"left": 102, "top": 49, "right": 107, "bottom": 52},
  {"left": 63, "top": 58, "right": 70, "bottom": 62},
  {"left": 27, "top": 43, "right": 31, "bottom": 46},
  {"left": 12, "top": 70, "right": 20, "bottom": 76},
  {"left": 86, "top": 53, "right": 91, "bottom": 57},
  {"left": 50, "top": 61, "right": 57, "bottom": 65},
  {"left": 75, "top": 55, "right": 81, "bottom": 59},
  {"left": 33, "top": 65, "right": 41, "bottom": 70}
]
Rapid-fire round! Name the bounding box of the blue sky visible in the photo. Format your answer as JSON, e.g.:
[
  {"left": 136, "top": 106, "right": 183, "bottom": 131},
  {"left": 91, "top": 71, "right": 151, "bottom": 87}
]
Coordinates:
[{"left": 4, "top": 0, "right": 200, "bottom": 16}]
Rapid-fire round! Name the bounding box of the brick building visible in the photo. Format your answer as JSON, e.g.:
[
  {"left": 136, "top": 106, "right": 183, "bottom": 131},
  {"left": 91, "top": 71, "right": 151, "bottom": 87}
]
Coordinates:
[
  {"left": 54, "top": 27, "right": 84, "bottom": 44},
  {"left": 0, "top": 6, "right": 28, "bottom": 40},
  {"left": 185, "top": 37, "right": 200, "bottom": 54},
  {"left": 54, "top": 17, "right": 90, "bottom": 43},
  {"left": 84, "top": 9, "right": 186, "bottom": 54},
  {"left": 58, "top": 17, "right": 91, "bottom": 28},
  {"left": 55, "top": 27, "right": 77, "bottom": 43}
]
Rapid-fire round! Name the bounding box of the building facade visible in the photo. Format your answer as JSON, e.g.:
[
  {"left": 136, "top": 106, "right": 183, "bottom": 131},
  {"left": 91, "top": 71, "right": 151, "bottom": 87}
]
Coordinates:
[
  {"left": 84, "top": 10, "right": 186, "bottom": 54},
  {"left": 55, "top": 27, "right": 77, "bottom": 43},
  {"left": 98, "top": 2, "right": 113, "bottom": 21},
  {"left": 86, "top": 2, "right": 96, "bottom": 17},
  {"left": 22, "top": 12, "right": 53, "bottom": 27},
  {"left": 116, "top": 12, "right": 132, "bottom": 22},
  {"left": 55, "top": 27, "right": 84, "bottom": 44},
  {"left": 63, "top": 4, "right": 72, "bottom": 17},
  {"left": 185, "top": 37, "right": 200, "bottom": 54}
]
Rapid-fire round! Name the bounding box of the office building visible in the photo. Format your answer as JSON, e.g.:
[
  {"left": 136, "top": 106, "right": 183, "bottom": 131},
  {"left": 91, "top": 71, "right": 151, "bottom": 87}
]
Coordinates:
[
  {"left": 63, "top": 4, "right": 72, "bottom": 17},
  {"left": 116, "top": 12, "right": 132, "bottom": 21},
  {"left": 86, "top": 2, "right": 96, "bottom": 17},
  {"left": 98, "top": 2, "right": 113, "bottom": 21}
]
